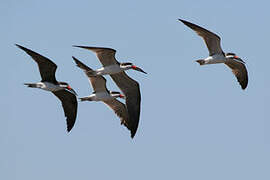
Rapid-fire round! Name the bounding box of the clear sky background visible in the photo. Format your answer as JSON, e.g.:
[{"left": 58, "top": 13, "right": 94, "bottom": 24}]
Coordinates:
[{"left": 1, "top": 0, "right": 270, "bottom": 179}]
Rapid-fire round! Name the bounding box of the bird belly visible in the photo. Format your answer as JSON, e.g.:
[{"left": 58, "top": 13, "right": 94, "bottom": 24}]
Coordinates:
[
  {"left": 204, "top": 55, "right": 226, "bottom": 65},
  {"left": 96, "top": 65, "right": 122, "bottom": 75},
  {"left": 40, "top": 82, "right": 62, "bottom": 92},
  {"left": 94, "top": 92, "right": 115, "bottom": 101}
]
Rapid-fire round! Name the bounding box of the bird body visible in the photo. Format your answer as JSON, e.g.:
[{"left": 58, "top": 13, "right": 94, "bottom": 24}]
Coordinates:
[
  {"left": 179, "top": 19, "right": 248, "bottom": 89},
  {"left": 16, "top": 44, "right": 78, "bottom": 132},
  {"left": 73, "top": 45, "right": 147, "bottom": 75},
  {"left": 24, "top": 82, "right": 71, "bottom": 92},
  {"left": 199, "top": 54, "right": 227, "bottom": 65},
  {"left": 80, "top": 91, "right": 123, "bottom": 101},
  {"left": 94, "top": 64, "right": 124, "bottom": 76}
]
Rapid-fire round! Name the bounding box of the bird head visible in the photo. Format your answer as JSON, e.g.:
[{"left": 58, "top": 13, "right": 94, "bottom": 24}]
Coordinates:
[
  {"left": 110, "top": 91, "right": 125, "bottom": 99},
  {"left": 120, "top": 62, "right": 147, "bottom": 74},
  {"left": 59, "top": 82, "right": 77, "bottom": 96},
  {"left": 225, "top": 53, "right": 245, "bottom": 63}
]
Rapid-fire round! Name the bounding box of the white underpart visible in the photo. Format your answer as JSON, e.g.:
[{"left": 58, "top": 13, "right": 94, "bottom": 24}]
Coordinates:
[
  {"left": 36, "top": 82, "right": 63, "bottom": 92},
  {"left": 86, "top": 92, "right": 115, "bottom": 101},
  {"left": 203, "top": 54, "right": 227, "bottom": 65},
  {"left": 96, "top": 64, "right": 127, "bottom": 75}
]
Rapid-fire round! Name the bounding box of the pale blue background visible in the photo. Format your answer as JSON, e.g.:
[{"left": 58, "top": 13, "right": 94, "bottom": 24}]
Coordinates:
[{"left": 1, "top": 0, "right": 270, "bottom": 179}]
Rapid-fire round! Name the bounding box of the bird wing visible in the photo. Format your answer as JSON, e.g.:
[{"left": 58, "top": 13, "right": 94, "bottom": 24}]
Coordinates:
[
  {"left": 225, "top": 59, "right": 248, "bottom": 90},
  {"left": 179, "top": 19, "right": 224, "bottom": 56},
  {"left": 73, "top": 46, "right": 119, "bottom": 66},
  {"left": 72, "top": 56, "right": 108, "bottom": 92},
  {"left": 16, "top": 44, "right": 58, "bottom": 83},
  {"left": 103, "top": 99, "right": 130, "bottom": 130},
  {"left": 110, "top": 72, "right": 141, "bottom": 138},
  {"left": 52, "top": 90, "right": 78, "bottom": 132}
]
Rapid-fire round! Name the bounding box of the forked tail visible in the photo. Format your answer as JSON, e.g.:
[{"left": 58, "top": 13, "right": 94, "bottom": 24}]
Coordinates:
[
  {"left": 195, "top": 59, "right": 205, "bottom": 65},
  {"left": 24, "top": 83, "right": 38, "bottom": 88}
]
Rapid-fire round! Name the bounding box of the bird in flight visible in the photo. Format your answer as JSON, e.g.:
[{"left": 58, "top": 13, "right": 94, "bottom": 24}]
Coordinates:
[
  {"left": 73, "top": 46, "right": 146, "bottom": 137},
  {"left": 73, "top": 46, "right": 147, "bottom": 76},
  {"left": 179, "top": 19, "right": 248, "bottom": 90},
  {"left": 16, "top": 44, "right": 78, "bottom": 132},
  {"left": 72, "top": 56, "right": 138, "bottom": 137}
]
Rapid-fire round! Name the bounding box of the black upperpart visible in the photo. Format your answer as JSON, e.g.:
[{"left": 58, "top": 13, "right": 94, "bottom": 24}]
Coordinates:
[
  {"left": 58, "top": 81, "right": 68, "bottom": 86},
  {"left": 225, "top": 52, "right": 236, "bottom": 56},
  {"left": 120, "top": 62, "right": 132, "bottom": 66},
  {"left": 110, "top": 91, "right": 121, "bottom": 95},
  {"left": 120, "top": 62, "right": 133, "bottom": 66}
]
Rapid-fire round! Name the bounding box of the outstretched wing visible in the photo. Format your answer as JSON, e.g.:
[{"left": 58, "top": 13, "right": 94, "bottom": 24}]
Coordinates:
[
  {"left": 110, "top": 72, "right": 141, "bottom": 138},
  {"left": 103, "top": 99, "right": 130, "bottom": 130},
  {"left": 72, "top": 56, "right": 108, "bottom": 92},
  {"left": 225, "top": 59, "right": 248, "bottom": 90},
  {"left": 73, "top": 46, "right": 119, "bottom": 66},
  {"left": 16, "top": 44, "right": 57, "bottom": 83},
  {"left": 52, "top": 90, "right": 78, "bottom": 132},
  {"left": 179, "top": 19, "right": 224, "bottom": 56}
]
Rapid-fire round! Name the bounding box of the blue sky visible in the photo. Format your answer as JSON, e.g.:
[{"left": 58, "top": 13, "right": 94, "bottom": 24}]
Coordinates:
[{"left": 2, "top": 0, "right": 270, "bottom": 179}]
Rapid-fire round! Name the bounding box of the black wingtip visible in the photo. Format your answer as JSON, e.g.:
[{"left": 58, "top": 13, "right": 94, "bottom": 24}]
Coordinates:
[
  {"left": 15, "top": 43, "right": 24, "bottom": 50},
  {"left": 73, "top": 45, "right": 85, "bottom": 48},
  {"left": 67, "top": 122, "right": 75, "bottom": 133},
  {"left": 15, "top": 44, "right": 32, "bottom": 53},
  {"left": 178, "top": 18, "right": 186, "bottom": 23},
  {"left": 72, "top": 56, "right": 80, "bottom": 64},
  {"left": 67, "top": 126, "right": 72, "bottom": 133},
  {"left": 178, "top": 19, "right": 192, "bottom": 26},
  {"left": 241, "top": 84, "right": 248, "bottom": 90},
  {"left": 72, "top": 56, "right": 77, "bottom": 61},
  {"left": 130, "top": 132, "right": 135, "bottom": 139},
  {"left": 130, "top": 128, "right": 138, "bottom": 139},
  {"left": 73, "top": 45, "right": 92, "bottom": 50},
  {"left": 72, "top": 56, "right": 81, "bottom": 66}
]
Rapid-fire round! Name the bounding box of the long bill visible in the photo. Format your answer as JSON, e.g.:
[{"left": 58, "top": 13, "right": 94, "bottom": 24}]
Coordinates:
[{"left": 132, "top": 66, "right": 147, "bottom": 74}]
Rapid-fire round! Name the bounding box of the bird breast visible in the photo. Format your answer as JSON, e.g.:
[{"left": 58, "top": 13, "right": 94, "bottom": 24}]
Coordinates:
[
  {"left": 96, "top": 65, "right": 122, "bottom": 75},
  {"left": 204, "top": 54, "right": 226, "bottom": 64},
  {"left": 92, "top": 92, "right": 115, "bottom": 101},
  {"left": 39, "top": 82, "right": 63, "bottom": 92}
]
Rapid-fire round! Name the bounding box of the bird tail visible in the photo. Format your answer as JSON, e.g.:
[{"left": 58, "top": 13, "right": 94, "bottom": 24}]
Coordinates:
[
  {"left": 195, "top": 59, "right": 205, "bottom": 65},
  {"left": 24, "top": 83, "right": 38, "bottom": 88},
  {"left": 79, "top": 96, "right": 93, "bottom": 101}
]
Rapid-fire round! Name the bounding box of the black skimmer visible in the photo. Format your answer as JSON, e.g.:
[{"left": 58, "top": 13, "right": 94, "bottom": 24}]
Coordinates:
[
  {"left": 72, "top": 56, "right": 137, "bottom": 137},
  {"left": 72, "top": 46, "right": 147, "bottom": 76},
  {"left": 179, "top": 19, "right": 248, "bottom": 90},
  {"left": 16, "top": 44, "right": 78, "bottom": 132},
  {"left": 73, "top": 46, "right": 145, "bottom": 138}
]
